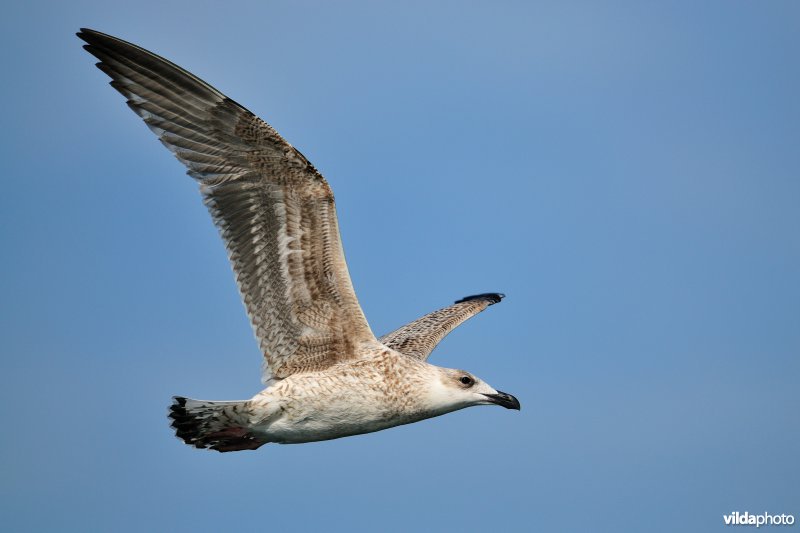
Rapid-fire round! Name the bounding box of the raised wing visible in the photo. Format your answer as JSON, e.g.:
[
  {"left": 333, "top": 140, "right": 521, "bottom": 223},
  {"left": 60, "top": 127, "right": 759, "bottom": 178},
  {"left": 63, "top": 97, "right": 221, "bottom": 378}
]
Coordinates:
[
  {"left": 79, "top": 29, "right": 380, "bottom": 380},
  {"left": 380, "top": 293, "right": 504, "bottom": 360}
]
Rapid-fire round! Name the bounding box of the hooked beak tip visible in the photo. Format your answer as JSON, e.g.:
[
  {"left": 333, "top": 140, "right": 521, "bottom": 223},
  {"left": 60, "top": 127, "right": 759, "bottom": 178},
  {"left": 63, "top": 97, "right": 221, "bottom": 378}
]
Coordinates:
[{"left": 483, "top": 390, "right": 521, "bottom": 410}]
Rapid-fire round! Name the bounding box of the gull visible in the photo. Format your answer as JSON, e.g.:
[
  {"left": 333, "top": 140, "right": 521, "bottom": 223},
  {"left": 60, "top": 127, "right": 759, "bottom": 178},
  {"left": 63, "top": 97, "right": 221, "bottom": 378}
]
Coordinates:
[{"left": 78, "top": 29, "right": 520, "bottom": 452}]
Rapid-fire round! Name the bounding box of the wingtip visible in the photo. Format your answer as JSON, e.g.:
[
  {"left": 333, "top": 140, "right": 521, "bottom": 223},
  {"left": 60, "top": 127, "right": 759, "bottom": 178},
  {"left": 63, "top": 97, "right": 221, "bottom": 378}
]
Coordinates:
[
  {"left": 77, "top": 28, "right": 118, "bottom": 46},
  {"left": 77, "top": 28, "right": 101, "bottom": 36},
  {"left": 454, "top": 292, "right": 505, "bottom": 305},
  {"left": 76, "top": 28, "right": 94, "bottom": 41}
]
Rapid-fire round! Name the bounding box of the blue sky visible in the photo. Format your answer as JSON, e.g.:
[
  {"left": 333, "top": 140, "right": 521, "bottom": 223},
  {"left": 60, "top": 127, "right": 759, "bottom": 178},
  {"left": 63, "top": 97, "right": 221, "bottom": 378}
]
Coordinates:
[{"left": 1, "top": 1, "right": 798, "bottom": 531}]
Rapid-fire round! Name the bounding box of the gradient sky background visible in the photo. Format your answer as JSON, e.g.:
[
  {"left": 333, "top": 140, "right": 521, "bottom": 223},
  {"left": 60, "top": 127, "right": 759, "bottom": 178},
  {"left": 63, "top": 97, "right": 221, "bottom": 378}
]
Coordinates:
[{"left": 1, "top": 1, "right": 798, "bottom": 531}]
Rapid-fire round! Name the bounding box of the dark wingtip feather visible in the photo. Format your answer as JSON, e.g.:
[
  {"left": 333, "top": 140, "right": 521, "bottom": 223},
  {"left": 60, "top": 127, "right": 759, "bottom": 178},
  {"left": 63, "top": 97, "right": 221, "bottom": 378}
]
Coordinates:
[
  {"left": 76, "top": 28, "right": 101, "bottom": 43},
  {"left": 454, "top": 292, "right": 505, "bottom": 305}
]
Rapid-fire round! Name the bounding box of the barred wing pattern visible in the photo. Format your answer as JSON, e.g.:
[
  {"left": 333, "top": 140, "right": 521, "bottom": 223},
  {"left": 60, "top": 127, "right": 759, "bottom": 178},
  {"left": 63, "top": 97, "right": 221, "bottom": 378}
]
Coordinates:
[
  {"left": 79, "top": 29, "right": 379, "bottom": 380},
  {"left": 380, "top": 293, "right": 504, "bottom": 360}
]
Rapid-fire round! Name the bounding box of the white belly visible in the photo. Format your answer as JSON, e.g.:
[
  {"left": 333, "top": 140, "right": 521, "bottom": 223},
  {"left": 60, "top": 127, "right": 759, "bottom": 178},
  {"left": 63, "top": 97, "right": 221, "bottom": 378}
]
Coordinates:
[
  {"left": 248, "top": 357, "right": 447, "bottom": 444},
  {"left": 261, "top": 394, "right": 421, "bottom": 444}
]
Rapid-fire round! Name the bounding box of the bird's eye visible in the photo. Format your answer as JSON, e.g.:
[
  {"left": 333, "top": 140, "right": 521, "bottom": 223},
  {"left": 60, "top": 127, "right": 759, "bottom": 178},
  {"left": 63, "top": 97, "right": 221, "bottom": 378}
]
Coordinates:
[{"left": 460, "top": 376, "right": 473, "bottom": 386}]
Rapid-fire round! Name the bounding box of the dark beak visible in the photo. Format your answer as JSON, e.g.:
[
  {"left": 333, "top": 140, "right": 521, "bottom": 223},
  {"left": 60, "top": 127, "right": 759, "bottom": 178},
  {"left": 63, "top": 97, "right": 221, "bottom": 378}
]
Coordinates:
[{"left": 483, "top": 390, "right": 521, "bottom": 410}]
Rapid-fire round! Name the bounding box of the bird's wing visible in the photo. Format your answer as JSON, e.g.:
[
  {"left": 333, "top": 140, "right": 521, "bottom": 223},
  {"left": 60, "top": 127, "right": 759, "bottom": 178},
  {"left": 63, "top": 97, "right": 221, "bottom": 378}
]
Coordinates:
[
  {"left": 79, "top": 28, "right": 382, "bottom": 381},
  {"left": 379, "top": 293, "right": 504, "bottom": 360}
]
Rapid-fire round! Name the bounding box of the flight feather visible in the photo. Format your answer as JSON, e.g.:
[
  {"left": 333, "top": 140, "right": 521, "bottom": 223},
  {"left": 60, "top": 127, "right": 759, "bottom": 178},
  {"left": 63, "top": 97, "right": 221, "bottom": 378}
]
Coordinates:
[
  {"left": 380, "top": 293, "right": 504, "bottom": 360},
  {"left": 77, "top": 28, "right": 380, "bottom": 380}
]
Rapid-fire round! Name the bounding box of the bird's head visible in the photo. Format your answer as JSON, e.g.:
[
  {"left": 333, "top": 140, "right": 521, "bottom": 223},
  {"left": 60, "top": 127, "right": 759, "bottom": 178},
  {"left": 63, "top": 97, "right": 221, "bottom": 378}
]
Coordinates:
[{"left": 426, "top": 367, "right": 520, "bottom": 414}]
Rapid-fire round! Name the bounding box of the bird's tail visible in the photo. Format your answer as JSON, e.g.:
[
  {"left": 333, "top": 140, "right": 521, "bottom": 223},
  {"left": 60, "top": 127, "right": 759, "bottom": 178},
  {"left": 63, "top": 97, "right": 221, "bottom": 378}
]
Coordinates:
[{"left": 168, "top": 396, "right": 267, "bottom": 452}]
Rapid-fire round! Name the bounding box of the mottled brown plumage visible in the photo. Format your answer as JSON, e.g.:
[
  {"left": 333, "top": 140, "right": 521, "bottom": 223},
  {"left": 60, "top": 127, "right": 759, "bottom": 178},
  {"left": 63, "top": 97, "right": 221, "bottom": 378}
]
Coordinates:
[
  {"left": 79, "top": 29, "right": 519, "bottom": 452},
  {"left": 381, "top": 293, "right": 505, "bottom": 360},
  {"left": 79, "top": 28, "right": 377, "bottom": 381}
]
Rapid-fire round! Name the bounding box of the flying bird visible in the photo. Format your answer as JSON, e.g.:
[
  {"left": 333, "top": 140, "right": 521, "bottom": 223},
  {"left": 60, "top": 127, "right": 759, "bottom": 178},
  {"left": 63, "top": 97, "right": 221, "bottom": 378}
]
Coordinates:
[{"left": 78, "top": 28, "right": 520, "bottom": 452}]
